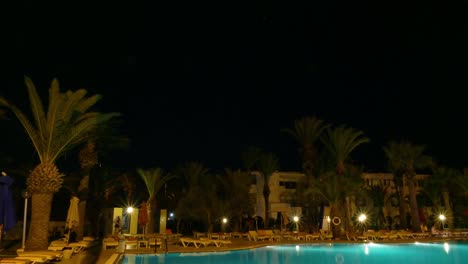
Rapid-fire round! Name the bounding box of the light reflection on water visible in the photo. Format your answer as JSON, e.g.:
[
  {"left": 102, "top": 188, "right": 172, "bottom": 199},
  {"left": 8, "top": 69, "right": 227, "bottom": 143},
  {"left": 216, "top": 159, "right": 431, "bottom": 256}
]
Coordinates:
[{"left": 122, "top": 242, "right": 468, "bottom": 264}]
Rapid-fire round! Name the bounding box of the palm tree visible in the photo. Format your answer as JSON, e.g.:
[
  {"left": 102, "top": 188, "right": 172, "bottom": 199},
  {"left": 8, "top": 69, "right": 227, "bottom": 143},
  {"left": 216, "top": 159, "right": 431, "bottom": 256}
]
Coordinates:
[
  {"left": 76, "top": 119, "right": 129, "bottom": 238},
  {"left": 218, "top": 169, "right": 254, "bottom": 231},
  {"left": 174, "top": 162, "right": 219, "bottom": 233},
  {"left": 137, "top": 168, "right": 176, "bottom": 234},
  {"left": 321, "top": 125, "right": 369, "bottom": 231},
  {"left": 306, "top": 171, "right": 347, "bottom": 237},
  {"left": 429, "top": 167, "right": 460, "bottom": 228},
  {"left": 241, "top": 146, "right": 263, "bottom": 173},
  {"left": 383, "top": 142, "right": 408, "bottom": 228},
  {"left": 282, "top": 116, "right": 329, "bottom": 181},
  {"left": 257, "top": 152, "right": 279, "bottom": 229},
  {"left": 365, "top": 184, "right": 389, "bottom": 230},
  {"left": 384, "top": 141, "right": 432, "bottom": 232},
  {"left": 321, "top": 125, "right": 370, "bottom": 175},
  {"left": 0, "top": 76, "right": 117, "bottom": 250}
]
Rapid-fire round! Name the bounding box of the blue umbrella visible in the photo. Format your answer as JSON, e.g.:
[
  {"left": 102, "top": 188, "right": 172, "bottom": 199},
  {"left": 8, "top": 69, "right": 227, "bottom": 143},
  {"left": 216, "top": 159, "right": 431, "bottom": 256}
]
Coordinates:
[{"left": 0, "top": 174, "right": 16, "bottom": 232}]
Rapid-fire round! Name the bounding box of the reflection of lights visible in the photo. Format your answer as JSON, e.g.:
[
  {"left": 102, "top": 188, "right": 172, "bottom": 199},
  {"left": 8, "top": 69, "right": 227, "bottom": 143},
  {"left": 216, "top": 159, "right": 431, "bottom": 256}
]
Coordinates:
[
  {"left": 127, "top": 207, "right": 134, "bottom": 213},
  {"left": 295, "top": 245, "right": 300, "bottom": 252},
  {"left": 222, "top": 217, "right": 228, "bottom": 224},
  {"left": 444, "top": 242, "right": 450, "bottom": 254},
  {"left": 364, "top": 244, "right": 369, "bottom": 255},
  {"left": 293, "top": 216, "right": 299, "bottom": 222},
  {"left": 358, "top": 214, "right": 367, "bottom": 223}
]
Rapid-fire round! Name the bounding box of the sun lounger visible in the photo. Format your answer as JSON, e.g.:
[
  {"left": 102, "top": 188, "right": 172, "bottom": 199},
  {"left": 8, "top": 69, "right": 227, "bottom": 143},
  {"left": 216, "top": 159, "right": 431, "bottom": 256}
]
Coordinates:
[
  {"left": 102, "top": 237, "right": 119, "bottom": 250},
  {"left": 69, "top": 240, "right": 94, "bottom": 253},
  {"left": 199, "top": 238, "right": 232, "bottom": 247},
  {"left": 16, "top": 252, "right": 58, "bottom": 262},
  {"left": 248, "top": 231, "right": 270, "bottom": 241},
  {"left": 0, "top": 258, "right": 33, "bottom": 264},
  {"left": 179, "top": 238, "right": 212, "bottom": 248},
  {"left": 11, "top": 256, "right": 48, "bottom": 263}
]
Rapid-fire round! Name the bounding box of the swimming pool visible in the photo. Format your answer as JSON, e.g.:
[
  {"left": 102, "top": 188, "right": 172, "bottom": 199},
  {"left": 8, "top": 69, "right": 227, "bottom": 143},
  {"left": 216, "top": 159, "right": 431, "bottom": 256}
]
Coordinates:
[{"left": 122, "top": 242, "right": 468, "bottom": 264}]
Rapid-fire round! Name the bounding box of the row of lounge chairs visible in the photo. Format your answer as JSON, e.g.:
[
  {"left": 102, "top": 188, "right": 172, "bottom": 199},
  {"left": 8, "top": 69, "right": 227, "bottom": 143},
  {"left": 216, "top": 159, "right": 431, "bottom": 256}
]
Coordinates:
[
  {"left": 179, "top": 238, "right": 232, "bottom": 248},
  {"left": 0, "top": 236, "right": 98, "bottom": 264}
]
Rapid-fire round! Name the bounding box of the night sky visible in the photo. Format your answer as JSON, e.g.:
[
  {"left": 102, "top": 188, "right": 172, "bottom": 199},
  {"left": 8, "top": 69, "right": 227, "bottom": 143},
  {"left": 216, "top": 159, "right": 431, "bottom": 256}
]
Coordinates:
[{"left": 2, "top": 1, "right": 468, "bottom": 173}]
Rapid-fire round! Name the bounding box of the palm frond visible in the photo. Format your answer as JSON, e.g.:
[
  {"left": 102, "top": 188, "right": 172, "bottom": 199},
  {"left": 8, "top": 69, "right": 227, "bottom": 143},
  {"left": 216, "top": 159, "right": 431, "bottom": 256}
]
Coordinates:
[
  {"left": 0, "top": 98, "right": 45, "bottom": 161},
  {"left": 24, "top": 76, "right": 47, "bottom": 142}
]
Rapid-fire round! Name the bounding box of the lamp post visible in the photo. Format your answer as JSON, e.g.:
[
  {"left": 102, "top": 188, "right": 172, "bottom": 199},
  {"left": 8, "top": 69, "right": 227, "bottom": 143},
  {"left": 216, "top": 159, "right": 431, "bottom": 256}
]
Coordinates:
[
  {"left": 293, "top": 216, "right": 299, "bottom": 232},
  {"left": 222, "top": 217, "right": 228, "bottom": 232},
  {"left": 439, "top": 214, "right": 446, "bottom": 230},
  {"left": 21, "top": 190, "right": 31, "bottom": 249},
  {"left": 358, "top": 213, "right": 367, "bottom": 233}
]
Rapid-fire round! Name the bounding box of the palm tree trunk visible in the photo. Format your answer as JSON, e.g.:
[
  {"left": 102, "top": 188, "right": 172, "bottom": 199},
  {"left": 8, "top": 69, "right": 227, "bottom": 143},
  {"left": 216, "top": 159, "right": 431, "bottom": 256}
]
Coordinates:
[
  {"left": 344, "top": 196, "right": 353, "bottom": 232},
  {"left": 397, "top": 187, "right": 407, "bottom": 228},
  {"left": 263, "top": 187, "right": 271, "bottom": 229},
  {"left": 441, "top": 191, "right": 453, "bottom": 229},
  {"left": 76, "top": 175, "right": 89, "bottom": 240},
  {"left": 407, "top": 178, "right": 421, "bottom": 232},
  {"left": 26, "top": 193, "right": 53, "bottom": 250},
  {"left": 147, "top": 197, "right": 156, "bottom": 234}
]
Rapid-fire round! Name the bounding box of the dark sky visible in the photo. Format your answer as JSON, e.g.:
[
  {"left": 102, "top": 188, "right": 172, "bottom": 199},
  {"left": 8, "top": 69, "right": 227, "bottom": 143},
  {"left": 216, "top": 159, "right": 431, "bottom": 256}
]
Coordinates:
[{"left": 2, "top": 1, "right": 468, "bottom": 172}]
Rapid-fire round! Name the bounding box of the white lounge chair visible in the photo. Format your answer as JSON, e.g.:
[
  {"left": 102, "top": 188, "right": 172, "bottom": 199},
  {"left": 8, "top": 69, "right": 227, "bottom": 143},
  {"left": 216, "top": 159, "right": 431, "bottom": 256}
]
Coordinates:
[
  {"left": 0, "top": 258, "right": 33, "bottom": 264},
  {"left": 102, "top": 237, "right": 119, "bottom": 250}
]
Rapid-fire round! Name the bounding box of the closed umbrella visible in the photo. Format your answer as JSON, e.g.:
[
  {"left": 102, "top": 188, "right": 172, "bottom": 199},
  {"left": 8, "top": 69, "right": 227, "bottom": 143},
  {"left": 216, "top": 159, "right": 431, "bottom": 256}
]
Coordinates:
[
  {"left": 0, "top": 174, "right": 16, "bottom": 234},
  {"left": 138, "top": 201, "right": 148, "bottom": 237},
  {"left": 65, "top": 196, "right": 80, "bottom": 243}
]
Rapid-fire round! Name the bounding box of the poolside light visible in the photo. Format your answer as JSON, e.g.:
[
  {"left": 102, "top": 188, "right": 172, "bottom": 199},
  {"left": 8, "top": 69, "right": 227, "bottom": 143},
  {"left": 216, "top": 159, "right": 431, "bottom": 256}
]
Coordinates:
[
  {"left": 222, "top": 217, "right": 228, "bottom": 224},
  {"left": 293, "top": 216, "right": 300, "bottom": 232},
  {"left": 127, "top": 207, "right": 134, "bottom": 213},
  {"left": 358, "top": 214, "right": 367, "bottom": 223},
  {"left": 439, "top": 214, "right": 446, "bottom": 229},
  {"left": 438, "top": 214, "right": 446, "bottom": 221}
]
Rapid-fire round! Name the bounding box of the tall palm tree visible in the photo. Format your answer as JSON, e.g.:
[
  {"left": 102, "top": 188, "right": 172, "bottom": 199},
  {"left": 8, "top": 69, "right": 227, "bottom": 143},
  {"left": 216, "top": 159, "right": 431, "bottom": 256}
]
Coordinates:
[
  {"left": 384, "top": 141, "right": 432, "bottom": 232},
  {"left": 0, "top": 76, "right": 117, "bottom": 250},
  {"left": 365, "top": 184, "right": 389, "bottom": 230},
  {"left": 282, "top": 116, "right": 329, "bottom": 181},
  {"left": 321, "top": 125, "right": 369, "bottom": 231},
  {"left": 321, "top": 125, "right": 370, "bottom": 175},
  {"left": 241, "top": 146, "right": 263, "bottom": 173},
  {"left": 76, "top": 119, "right": 129, "bottom": 238},
  {"left": 218, "top": 169, "right": 253, "bottom": 231},
  {"left": 174, "top": 162, "right": 219, "bottom": 233},
  {"left": 429, "top": 167, "right": 460, "bottom": 228},
  {"left": 257, "top": 152, "right": 279, "bottom": 229},
  {"left": 306, "top": 171, "right": 347, "bottom": 237},
  {"left": 137, "top": 168, "right": 176, "bottom": 234},
  {"left": 383, "top": 142, "right": 408, "bottom": 228}
]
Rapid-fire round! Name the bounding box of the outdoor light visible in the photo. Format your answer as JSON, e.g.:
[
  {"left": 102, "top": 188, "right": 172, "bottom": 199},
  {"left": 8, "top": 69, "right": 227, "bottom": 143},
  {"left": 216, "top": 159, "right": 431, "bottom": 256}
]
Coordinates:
[
  {"left": 169, "top": 212, "right": 174, "bottom": 218},
  {"left": 1, "top": 171, "right": 6, "bottom": 176},
  {"left": 127, "top": 207, "right": 134, "bottom": 214},
  {"left": 439, "top": 214, "right": 446, "bottom": 229},
  {"left": 293, "top": 216, "right": 300, "bottom": 232},
  {"left": 438, "top": 214, "right": 446, "bottom": 221},
  {"left": 358, "top": 214, "right": 367, "bottom": 223},
  {"left": 222, "top": 217, "right": 228, "bottom": 224}
]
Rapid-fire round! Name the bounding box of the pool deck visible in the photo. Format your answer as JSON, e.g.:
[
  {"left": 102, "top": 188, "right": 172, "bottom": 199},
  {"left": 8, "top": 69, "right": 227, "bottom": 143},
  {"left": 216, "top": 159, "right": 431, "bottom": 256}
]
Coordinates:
[{"left": 57, "top": 235, "right": 468, "bottom": 264}]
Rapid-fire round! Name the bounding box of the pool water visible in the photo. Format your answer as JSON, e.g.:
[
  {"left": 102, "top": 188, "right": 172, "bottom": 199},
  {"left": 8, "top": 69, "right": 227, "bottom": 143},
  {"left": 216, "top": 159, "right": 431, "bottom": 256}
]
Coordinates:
[{"left": 122, "top": 242, "right": 468, "bottom": 264}]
